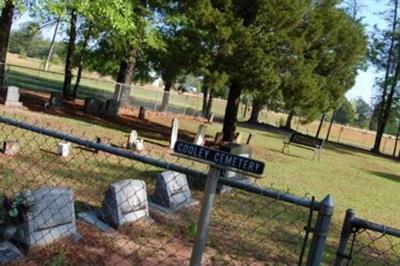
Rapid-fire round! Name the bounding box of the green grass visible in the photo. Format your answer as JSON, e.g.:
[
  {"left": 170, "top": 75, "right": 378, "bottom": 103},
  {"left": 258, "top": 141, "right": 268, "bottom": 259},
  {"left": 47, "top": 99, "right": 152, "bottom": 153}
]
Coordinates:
[{"left": 0, "top": 106, "right": 398, "bottom": 265}]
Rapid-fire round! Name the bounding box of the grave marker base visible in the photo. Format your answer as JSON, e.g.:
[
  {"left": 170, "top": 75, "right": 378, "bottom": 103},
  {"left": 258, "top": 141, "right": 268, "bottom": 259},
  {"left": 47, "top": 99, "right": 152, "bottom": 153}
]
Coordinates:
[
  {"left": 0, "top": 241, "right": 24, "bottom": 264},
  {"left": 148, "top": 197, "right": 199, "bottom": 214}
]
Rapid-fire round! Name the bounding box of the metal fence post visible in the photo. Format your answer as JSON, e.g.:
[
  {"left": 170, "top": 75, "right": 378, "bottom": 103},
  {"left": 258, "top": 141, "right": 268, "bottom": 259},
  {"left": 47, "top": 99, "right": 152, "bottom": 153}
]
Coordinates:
[
  {"left": 306, "top": 195, "right": 335, "bottom": 266},
  {"left": 334, "top": 209, "right": 355, "bottom": 266},
  {"left": 190, "top": 166, "right": 220, "bottom": 266}
]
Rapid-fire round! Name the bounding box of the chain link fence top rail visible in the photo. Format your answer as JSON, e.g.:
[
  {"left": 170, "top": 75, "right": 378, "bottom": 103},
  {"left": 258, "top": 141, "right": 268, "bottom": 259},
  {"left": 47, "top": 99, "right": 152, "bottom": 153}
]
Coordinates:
[
  {"left": 335, "top": 209, "right": 400, "bottom": 266},
  {"left": 0, "top": 113, "right": 331, "bottom": 265}
]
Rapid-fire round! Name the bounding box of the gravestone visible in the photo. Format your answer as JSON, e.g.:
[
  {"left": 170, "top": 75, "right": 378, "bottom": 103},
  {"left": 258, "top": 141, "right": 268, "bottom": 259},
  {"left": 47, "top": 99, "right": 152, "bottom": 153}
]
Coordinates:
[
  {"left": 4, "top": 86, "right": 22, "bottom": 107},
  {"left": 3, "top": 140, "right": 20, "bottom": 156},
  {"left": 214, "top": 132, "right": 223, "bottom": 145},
  {"left": 139, "top": 106, "right": 146, "bottom": 121},
  {"left": 134, "top": 138, "right": 144, "bottom": 151},
  {"left": 169, "top": 118, "right": 179, "bottom": 149},
  {"left": 218, "top": 143, "right": 253, "bottom": 193},
  {"left": 0, "top": 241, "right": 24, "bottom": 263},
  {"left": 127, "top": 130, "right": 138, "bottom": 148},
  {"left": 58, "top": 142, "right": 70, "bottom": 157},
  {"left": 234, "top": 132, "right": 242, "bottom": 144},
  {"left": 207, "top": 113, "right": 214, "bottom": 124},
  {"left": 151, "top": 171, "right": 194, "bottom": 211},
  {"left": 246, "top": 134, "right": 255, "bottom": 145},
  {"left": 49, "top": 92, "right": 63, "bottom": 107},
  {"left": 101, "top": 179, "right": 149, "bottom": 228},
  {"left": 194, "top": 125, "right": 207, "bottom": 146},
  {"left": 84, "top": 98, "right": 101, "bottom": 114},
  {"left": 15, "top": 187, "right": 77, "bottom": 247},
  {"left": 106, "top": 99, "right": 119, "bottom": 116}
]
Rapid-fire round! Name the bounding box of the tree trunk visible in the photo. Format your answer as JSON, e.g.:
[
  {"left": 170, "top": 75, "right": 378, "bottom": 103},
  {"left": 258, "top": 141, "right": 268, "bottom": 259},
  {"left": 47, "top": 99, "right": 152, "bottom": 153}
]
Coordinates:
[
  {"left": 114, "top": 48, "right": 137, "bottom": 106},
  {"left": 315, "top": 113, "right": 326, "bottom": 138},
  {"left": 0, "top": 1, "right": 14, "bottom": 85},
  {"left": 285, "top": 111, "right": 295, "bottom": 129},
  {"left": 63, "top": 10, "right": 77, "bottom": 100},
  {"left": 222, "top": 80, "right": 242, "bottom": 141},
  {"left": 44, "top": 18, "right": 60, "bottom": 72},
  {"left": 205, "top": 91, "right": 213, "bottom": 118},
  {"left": 325, "top": 111, "right": 336, "bottom": 141},
  {"left": 159, "top": 80, "right": 173, "bottom": 112},
  {"left": 73, "top": 27, "right": 92, "bottom": 99},
  {"left": 248, "top": 98, "right": 263, "bottom": 124},
  {"left": 202, "top": 85, "right": 209, "bottom": 116},
  {"left": 372, "top": 0, "right": 398, "bottom": 153}
]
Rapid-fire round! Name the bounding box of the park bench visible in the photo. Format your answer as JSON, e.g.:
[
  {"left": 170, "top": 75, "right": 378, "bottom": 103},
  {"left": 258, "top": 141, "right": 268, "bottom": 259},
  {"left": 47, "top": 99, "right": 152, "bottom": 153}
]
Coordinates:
[{"left": 281, "top": 133, "right": 324, "bottom": 160}]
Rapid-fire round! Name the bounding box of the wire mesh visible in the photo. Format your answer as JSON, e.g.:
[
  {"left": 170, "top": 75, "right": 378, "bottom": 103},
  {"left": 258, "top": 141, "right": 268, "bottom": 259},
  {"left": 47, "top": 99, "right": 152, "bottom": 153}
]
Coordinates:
[{"left": 0, "top": 113, "right": 320, "bottom": 265}]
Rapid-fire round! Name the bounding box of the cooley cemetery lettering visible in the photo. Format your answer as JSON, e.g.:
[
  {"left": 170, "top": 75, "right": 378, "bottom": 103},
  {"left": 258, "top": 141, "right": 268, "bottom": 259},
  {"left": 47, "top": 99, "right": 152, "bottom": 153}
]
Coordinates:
[{"left": 174, "top": 141, "right": 265, "bottom": 175}]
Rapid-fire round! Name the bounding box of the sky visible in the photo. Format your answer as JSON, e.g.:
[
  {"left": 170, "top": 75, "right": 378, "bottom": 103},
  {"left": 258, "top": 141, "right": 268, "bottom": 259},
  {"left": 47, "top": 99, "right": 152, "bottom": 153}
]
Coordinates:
[{"left": 12, "top": 0, "right": 389, "bottom": 104}]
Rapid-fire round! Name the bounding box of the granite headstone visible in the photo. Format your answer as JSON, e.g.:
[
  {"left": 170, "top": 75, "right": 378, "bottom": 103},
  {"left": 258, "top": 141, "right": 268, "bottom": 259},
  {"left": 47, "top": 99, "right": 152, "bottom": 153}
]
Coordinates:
[
  {"left": 194, "top": 125, "right": 207, "bottom": 146},
  {"left": 169, "top": 118, "right": 179, "bottom": 149}
]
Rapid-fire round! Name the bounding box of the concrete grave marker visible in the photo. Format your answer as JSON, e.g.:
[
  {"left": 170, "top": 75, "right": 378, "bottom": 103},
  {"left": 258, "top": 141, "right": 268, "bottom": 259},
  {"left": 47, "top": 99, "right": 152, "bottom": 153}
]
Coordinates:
[
  {"left": 84, "top": 98, "right": 101, "bottom": 114},
  {"left": 246, "top": 134, "right": 255, "bottom": 145},
  {"left": 169, "top": 118, "right": 179, "bottom": 149},
  {"left": 150, "top": 171, "right": 197, "bottom": 212},
  {"left": 58, "top": 142, "right": 70, "bottom": 157},
  {"left": 3, "top": 140, "right": 20, "bottom": 156},
  {"left": 139, "top": 106, "right": 146, "bottom": 120},
  {"left": 127, "top": 130, "right": 138, "bottom": 148},
  {"left": 207, "top": 113, "right": 214, "bottom": 124},
  {"left": 49, "top": 92, "right": 62, "bottom": 107},
  {"left": 0, "top": 241, "right": 24, "bottom": 263},
  {"left": 194, "top": 125, "right": 207, "bottom": 146},
  {"left": 4, "top": 86, "right": 22, "bottom": 107},
  {"left": 15, "top": 187, "right": 77, "bottom": 248},
  {"left": 101, "top": 179, "right": 149, "bottom": 228},
  {"left": 106, "top": 99, "right": 119, "bottom": 116},
  {"left": 214, "top": 132, "right": 223, "bottom": 145},
  {"left": 233, "top": 132, "right": 242, "bottom": 144}
]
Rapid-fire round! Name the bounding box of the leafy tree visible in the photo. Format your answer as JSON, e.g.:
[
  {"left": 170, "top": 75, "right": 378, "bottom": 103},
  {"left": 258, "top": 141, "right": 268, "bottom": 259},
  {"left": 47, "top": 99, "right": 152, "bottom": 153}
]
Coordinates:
[
  {"left": 352, "top": 97, "right": 371, "bottom": 128},
  {"left": 334, "top": 98, "right": 355, "bottom": 124},
  {"left": 0, "top": 0, "right": 16, "bottom": 85},
  {"left": 370, "top": 0, "right": 400, "bottom": 153}
]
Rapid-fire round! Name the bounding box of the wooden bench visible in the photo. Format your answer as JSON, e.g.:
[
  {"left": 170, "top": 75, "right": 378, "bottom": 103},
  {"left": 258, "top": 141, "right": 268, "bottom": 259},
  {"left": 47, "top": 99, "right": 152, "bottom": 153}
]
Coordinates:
[{"left": 281, "top": 133, "right": 324, "bottom": 160}]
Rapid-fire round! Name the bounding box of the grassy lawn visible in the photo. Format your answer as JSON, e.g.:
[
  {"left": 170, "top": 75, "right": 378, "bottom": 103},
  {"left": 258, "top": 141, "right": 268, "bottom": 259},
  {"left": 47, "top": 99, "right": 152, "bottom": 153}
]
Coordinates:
[{"left": 0, "top": 100, "right": 398, "bottom": 264}]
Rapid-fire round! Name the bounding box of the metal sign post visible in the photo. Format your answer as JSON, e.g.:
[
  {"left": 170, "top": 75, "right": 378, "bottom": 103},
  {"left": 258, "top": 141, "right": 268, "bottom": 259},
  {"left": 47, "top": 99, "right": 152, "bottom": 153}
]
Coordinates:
[
  {"left": 173, "top": 141, "right": 265, "bottom": 266},
  {"left": 190, "top": 166, "right": 220, "bottom": 266}
]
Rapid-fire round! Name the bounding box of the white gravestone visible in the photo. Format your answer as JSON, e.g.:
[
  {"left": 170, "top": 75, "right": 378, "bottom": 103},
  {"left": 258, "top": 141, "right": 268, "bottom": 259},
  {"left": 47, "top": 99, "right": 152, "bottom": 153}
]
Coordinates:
[
  {"left": 127, "top": 130, "right": 138, "bottom": 148},
  {"left": 101, "top": 179, "right": 149, "bottom": 228},
  {"left": 4, "top": 86, "right": 22, "bottom": 107},
  {"left": 194, "top": 125, "right": 207, "bottom": 146},
  {"left": 169, "top": 118, "right": 179, "bottom": 149},
  {"left": 58, "top": 142, "right": 70, "bottom": 157}
]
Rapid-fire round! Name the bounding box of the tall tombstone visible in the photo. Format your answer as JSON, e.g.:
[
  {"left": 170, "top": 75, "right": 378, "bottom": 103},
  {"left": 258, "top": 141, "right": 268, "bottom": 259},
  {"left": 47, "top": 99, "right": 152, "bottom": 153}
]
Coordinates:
[
  {"left": 106, "top": 99, "right": 119, "bottom": 117},
  {"left": 233, "top": 132, "right": 242, "bottom": 144},
  {"left": 58, "top": 142, "right": 70, "bottom": 157},
  {"left": 246, "top": 133, "right": 255, "bottom": 145},
  {"left": 15, "top": 187, "right": 77, "bottom": 248},
  {"left": 214, "top": 132, "right": 223, "bottom": 145},
  {"left": 152, "top": 171, "right": 193, "bottom": 210},
  {"left": 4, "top": 86, "right": 22, "bottom": 107},
  {"left": 49, "top": 92, "right": 62, "bottom": 107},
  {"left": 101, "top": 180, "right": 149, "bottom": 228},
  {"left": 127, "top": 130, "right": 138, "bottom": 148},
  {"left": 207, "top": 113, "right": 214, "bottom": 124},
  {"left": 194, "top": 124, "right": 207, "bottom": 146},
  {"left": 84, "top": 98, "right": 101, "bottom": 114},
  {"left": 218, "top": 143, "right": 253, "bottom": 193},
  {"left": 169, "top": 118, "right": 179, "bottom": 149},
  {"left": 139, "top": 106, "right": 146, "bottom": 121}
]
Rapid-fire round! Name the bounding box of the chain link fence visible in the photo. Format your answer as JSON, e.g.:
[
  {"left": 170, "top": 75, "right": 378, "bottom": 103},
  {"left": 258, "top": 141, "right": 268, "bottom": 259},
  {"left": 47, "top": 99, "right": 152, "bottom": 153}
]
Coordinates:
[
  {"left": 335, "top": 209, "right": 400, "bottom": 265},
  {"left": 0, "top": 113, "right": 335, "bottom": 265}
]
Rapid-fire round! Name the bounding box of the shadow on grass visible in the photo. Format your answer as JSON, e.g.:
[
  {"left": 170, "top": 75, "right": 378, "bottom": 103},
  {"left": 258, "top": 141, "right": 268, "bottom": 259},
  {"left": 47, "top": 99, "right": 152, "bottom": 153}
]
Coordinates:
[{"left": 364, "top": 169, "right": 400, "bottom": 183}]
